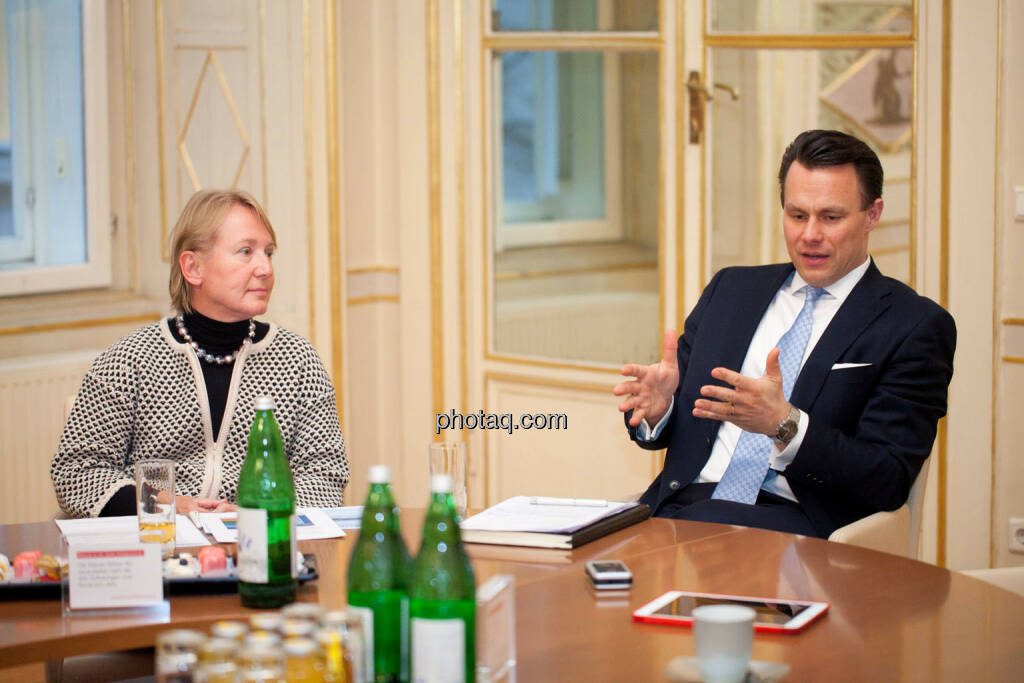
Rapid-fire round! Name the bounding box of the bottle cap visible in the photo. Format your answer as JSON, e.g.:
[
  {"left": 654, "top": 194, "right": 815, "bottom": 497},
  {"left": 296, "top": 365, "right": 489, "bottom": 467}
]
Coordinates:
[
  {"left": 368, "top": 465, "right": 391, "bottom": 483},
  {"left": 254, "top": 396, "right": 276, "bottom": 411},
  {"left": 430, "top": 474, "right": 453, "bottom": 493}
]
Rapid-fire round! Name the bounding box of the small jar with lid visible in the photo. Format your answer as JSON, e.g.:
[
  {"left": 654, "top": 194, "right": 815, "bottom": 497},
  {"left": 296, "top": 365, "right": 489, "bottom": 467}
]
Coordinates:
[
  {"left": 320, "top": 610, "right": 365, "bottom": 683},
  {"left": 249, "top": 612, "right": 284, "bottom": 633},
  {"left": 155, "top": 629, "right": 205, "bottom": 683},
  {"left": 243, "top": 630, "right": 282, "bottom": 649},
  {"left": 210, "top": 620, "right": 248, "bottom": 642},
  {"left": 280, "top": 617, "right": 317, "bottom": 640},
  {"left": 315, "top": 628, "right": 348, "bottom": 683},
  {"left": 283, "top": 636, "right": 322, "bottom": 682},
  {"left": 196, "top": 637, "right": 239, "bottom": 683},
  {"left": 236, "top": 642, "right": 285, "bottom": 683}
]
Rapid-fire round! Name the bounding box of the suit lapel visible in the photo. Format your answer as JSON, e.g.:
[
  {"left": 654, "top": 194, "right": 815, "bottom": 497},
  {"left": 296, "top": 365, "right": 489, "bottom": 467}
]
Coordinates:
[
  {"left": 716, "top": 265, "right": 794, "bottom": 372},
  {"left": 688, "top": 265, "right": 792, "bottom": 449},
  {"left": 791, "top": 262, "right": 892, "bottom": 409}
]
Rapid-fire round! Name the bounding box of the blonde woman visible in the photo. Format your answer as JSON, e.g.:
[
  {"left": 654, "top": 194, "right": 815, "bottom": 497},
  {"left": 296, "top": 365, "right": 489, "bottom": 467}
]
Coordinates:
[{"left": 52, "top": 190, "right": 348, "bottom": 517}]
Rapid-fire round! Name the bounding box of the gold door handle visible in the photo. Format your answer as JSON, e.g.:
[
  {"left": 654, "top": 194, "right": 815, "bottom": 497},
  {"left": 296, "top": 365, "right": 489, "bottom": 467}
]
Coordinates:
[
  {"left": 686, "top": 71, "right": 711, "bottom": 144},
  {"left": 713, "top": 82, "right": 740, "bottom": 100},
  {"left": 686, "top": 72, "right": 740, "bottom": 144},
  {"left": 686, "top": 71, "right": 714, "bottom": 100}
]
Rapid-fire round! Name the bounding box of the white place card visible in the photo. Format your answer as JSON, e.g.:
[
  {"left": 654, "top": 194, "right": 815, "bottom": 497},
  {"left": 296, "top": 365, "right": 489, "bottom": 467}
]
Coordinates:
[
  {"left": 55, "top": 514, "right": 210, "bottom": 547},
  {"left": 67, "top": 541, "right": 163, "bottom": 610}
]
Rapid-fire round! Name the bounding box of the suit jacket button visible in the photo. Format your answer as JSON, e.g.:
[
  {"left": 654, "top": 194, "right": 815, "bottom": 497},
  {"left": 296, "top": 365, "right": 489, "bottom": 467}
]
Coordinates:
[
  {"left": 669, "top": 480, "right": 681, "bottom": 490},
  {"left": 705, "top": 436, "right": 712, "bottom": 446}
]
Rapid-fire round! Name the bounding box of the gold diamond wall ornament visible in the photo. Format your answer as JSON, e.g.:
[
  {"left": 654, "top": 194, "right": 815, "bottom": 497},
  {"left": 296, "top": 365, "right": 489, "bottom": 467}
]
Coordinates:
[{"left": 177, "top": 50, "right": 251, "bottom": 191}]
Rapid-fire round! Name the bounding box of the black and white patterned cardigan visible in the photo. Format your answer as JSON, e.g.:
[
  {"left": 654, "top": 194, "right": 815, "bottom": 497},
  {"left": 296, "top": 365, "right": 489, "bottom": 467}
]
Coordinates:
[{"left": 52, "top": 321, "right": 349, "bottom": 517}]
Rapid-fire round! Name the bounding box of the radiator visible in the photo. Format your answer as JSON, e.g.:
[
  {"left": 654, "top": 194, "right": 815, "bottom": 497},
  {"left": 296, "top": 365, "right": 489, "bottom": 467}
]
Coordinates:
[
  {"left": 495, "top": 292, "right": 660, "bottom": 365},
  {"left": 0, "top": 352, "right": 95, "bottom": 524}
]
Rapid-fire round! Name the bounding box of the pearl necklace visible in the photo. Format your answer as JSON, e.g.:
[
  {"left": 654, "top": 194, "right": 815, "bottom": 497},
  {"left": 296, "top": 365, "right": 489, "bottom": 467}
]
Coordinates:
[{"left": 176, "top": 314, "right": 255, "bottom": 365}]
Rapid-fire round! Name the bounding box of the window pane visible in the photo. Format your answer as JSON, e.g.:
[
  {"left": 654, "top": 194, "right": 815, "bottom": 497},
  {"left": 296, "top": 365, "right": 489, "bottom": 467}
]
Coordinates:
[
  {"left": 710, "top": 0, "right": 912, "bottom": 34},
  {"left": 493, "top": 0, "right": 658, "bottom": 32},
  {"left": 493, "top": 50, "right": 659, "bottom": 366},
  {"left": 708, "top": 47, "right": 912, "bottom": 284},
  {"left": 500, "top": 51, "right": 606, "bottom": 226},
  {"left": 1, "top": 0, "right": 87, "bottom": 270}
]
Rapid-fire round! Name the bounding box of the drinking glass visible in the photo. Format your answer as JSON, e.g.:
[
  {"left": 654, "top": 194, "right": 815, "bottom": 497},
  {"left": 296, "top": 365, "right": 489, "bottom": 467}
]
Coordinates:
[
  {"left": 136, "top": 460, "right": 176, "bottom": 559},
  {"left": 429, "top": 442, "right": 467, "bottom": 518}
]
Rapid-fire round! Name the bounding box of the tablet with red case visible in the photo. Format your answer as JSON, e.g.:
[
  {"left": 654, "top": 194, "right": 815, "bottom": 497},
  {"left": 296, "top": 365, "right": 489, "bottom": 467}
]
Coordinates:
[{"left": 632, "top": 589, "right": 829, "bottom": 634}]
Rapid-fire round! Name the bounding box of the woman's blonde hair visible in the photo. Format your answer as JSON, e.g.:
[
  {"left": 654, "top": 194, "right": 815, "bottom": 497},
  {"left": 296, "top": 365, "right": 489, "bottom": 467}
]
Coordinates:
[{"left": 168, "top": 189, "right": 277, "bottom": 314}]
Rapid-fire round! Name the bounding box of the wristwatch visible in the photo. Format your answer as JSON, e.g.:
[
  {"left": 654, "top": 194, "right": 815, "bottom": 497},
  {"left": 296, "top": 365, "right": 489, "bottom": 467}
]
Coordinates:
[{"left": 774, "top": 405, "right": 801, "bottom": 443}]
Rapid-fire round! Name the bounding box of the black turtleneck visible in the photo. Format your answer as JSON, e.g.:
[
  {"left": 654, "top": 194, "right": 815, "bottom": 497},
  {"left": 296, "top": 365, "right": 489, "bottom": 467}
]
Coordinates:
[
  {"left": 169, "top": 310, "right": 270, "bottom": 438},
  {"left": 99, "top": 311, "right": 270, "bottom": 516}
]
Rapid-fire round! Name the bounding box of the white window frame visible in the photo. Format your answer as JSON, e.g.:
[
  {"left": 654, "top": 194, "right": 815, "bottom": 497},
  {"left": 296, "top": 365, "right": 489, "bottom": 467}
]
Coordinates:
[{"left": 0, "top": 0, "right": 110, "bottom": 297}]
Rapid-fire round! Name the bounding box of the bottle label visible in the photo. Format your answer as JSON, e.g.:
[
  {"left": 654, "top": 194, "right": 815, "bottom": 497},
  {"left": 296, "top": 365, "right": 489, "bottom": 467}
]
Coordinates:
[
  {"left": 237, "top": 507, "right": 268, "bottom": 583},
  {"left": 411, "top": 617, "right": 465, "bottom": 683},
  {"left": 347, "top": 605, "right": 375, "bottom": 681}
]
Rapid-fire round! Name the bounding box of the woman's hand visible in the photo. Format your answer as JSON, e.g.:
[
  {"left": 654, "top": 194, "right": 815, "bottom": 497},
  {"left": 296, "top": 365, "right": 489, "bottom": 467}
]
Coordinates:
[
  {"left": 176, "top": 496, "right": 236, "bottom": 513},
  {"left": 156, "top": 489, "right": 235, "bottom": 513}
]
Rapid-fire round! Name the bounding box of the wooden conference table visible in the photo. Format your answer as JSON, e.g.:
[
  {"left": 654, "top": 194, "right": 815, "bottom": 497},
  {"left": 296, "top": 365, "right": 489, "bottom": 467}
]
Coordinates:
[{"left": 1, "top": 513, "right": 1023, "bottom": 681}]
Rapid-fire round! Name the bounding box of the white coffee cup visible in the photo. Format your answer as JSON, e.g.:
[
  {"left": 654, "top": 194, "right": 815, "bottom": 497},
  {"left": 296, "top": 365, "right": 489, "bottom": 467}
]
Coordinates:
[{"left": 692, "top": 604, "right": 755, "bottom": 683}]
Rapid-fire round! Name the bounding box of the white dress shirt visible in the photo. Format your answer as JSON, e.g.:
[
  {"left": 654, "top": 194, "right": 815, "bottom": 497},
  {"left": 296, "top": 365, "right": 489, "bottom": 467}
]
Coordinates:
[{"left": 638, "top": 256, "right": 872, "bottom": 502}]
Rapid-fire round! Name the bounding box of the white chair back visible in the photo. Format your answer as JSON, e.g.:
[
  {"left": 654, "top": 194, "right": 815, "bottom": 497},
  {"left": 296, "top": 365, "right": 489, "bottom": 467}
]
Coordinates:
[
  {"left": 828, "top": 458, "right": 932, "bottom": 559},
  {"left": 905, "top": 458, "right": 931, "bottom": 559}
]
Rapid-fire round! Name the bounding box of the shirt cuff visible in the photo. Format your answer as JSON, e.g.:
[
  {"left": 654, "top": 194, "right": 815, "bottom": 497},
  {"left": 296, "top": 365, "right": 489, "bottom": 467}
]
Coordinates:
[
  {"left": 769, "top": 409, "right": 807, "bottom": 470},
  {"left": 636, "top": 396, "right": 675, "bottom": 441}
]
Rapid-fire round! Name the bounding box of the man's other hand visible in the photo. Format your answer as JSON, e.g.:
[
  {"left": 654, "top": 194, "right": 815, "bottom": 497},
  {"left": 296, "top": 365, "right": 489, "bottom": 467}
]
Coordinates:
[
  {"left": 614, "top": 330, "right": 680, "bottom": 428},
  {"left": 692, "top": 347, "right": 791, "bottom": 436}
]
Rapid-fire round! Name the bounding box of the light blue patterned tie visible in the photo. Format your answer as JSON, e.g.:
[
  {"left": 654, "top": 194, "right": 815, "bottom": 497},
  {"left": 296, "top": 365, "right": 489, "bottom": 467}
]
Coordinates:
[{"left": 711, "top": 285, "right": 827, "bottom": 504}]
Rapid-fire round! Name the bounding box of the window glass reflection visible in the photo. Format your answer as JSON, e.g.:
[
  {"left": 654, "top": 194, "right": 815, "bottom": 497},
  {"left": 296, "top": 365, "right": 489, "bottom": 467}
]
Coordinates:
[
  {"left": 710, "top": 0, "right": 912, "bottom": 34},
  {"left": 0, "top": 0, "right": 87, "bottom": 271},
  {"left": 501, "top": 51, "right": 606, "bottom": 231},
  {"left": 493, "top": 0, "right": 657, "bottom": 33},
  {"left": 493, "top": 50, "right": 659, "bottom": 365}
]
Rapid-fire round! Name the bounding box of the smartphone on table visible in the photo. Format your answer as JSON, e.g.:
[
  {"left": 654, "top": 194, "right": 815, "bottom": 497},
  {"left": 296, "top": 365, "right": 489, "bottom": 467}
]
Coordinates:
[{"left": 585, "top": 560, "right": 633, "bottom": 590}]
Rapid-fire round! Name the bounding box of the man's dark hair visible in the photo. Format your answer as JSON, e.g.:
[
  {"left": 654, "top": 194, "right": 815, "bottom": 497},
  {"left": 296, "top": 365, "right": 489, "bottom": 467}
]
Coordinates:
[{"left": 778, "top": 129, "right": 883, "bottom": 209}]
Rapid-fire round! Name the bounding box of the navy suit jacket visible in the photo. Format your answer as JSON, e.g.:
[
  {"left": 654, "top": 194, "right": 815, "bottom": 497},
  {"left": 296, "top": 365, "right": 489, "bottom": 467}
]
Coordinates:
[{"left": 629, "top": 262, "right": 956, "bottom": 538}]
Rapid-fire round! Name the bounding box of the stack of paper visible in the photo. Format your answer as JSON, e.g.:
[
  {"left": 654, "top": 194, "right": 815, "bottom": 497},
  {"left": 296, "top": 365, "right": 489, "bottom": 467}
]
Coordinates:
[
  {"left": 324, "top": 506, "right": 364, "bottom": 530},
  {"left": 460, "top": 496, "right": 650, "bottom": 549},
  {"left": 199, "top": 508, "right": 345, "bottom": 543}
]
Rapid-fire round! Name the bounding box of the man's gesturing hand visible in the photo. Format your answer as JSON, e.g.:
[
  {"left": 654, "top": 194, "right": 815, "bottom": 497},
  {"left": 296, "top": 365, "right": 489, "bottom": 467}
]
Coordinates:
[
  {"left": 692, "top": 347, "right": 791, "bottom": 436},
  {"left": 614, "top": 330, "right": 680, "bottom": 428}
]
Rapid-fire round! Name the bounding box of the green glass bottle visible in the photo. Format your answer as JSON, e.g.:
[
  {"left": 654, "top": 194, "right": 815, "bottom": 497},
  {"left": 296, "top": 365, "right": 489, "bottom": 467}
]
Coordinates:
[
  {"left": 347, "top": 465, "right": 413, "bottom": 683},
  {"left": 236, "top": 396, "right": 297, "bottom": 608},
  {"left": 409, "top": 474, "right": 476, "bottom": 683}
]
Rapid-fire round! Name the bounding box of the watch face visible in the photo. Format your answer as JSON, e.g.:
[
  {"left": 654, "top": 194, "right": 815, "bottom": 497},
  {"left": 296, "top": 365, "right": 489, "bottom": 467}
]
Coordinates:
[
  {"left": 777, "top": 420, "right": 798, "bottom": 442},
  {"left": 776, "top": 408, "right": 799, "bottom": 442}
]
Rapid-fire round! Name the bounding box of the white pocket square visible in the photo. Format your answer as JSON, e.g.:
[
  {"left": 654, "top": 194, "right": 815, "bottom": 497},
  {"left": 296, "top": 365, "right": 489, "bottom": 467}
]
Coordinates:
[{"left": 831, "top": 362, "right": 872, "bottom": 370}]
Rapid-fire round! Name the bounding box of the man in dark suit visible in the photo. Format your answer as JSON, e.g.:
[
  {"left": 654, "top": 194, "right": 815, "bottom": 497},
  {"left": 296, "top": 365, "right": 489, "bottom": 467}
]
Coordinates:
[{"left": 614, "top": 130, "right": 956, "bottom": 538}]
